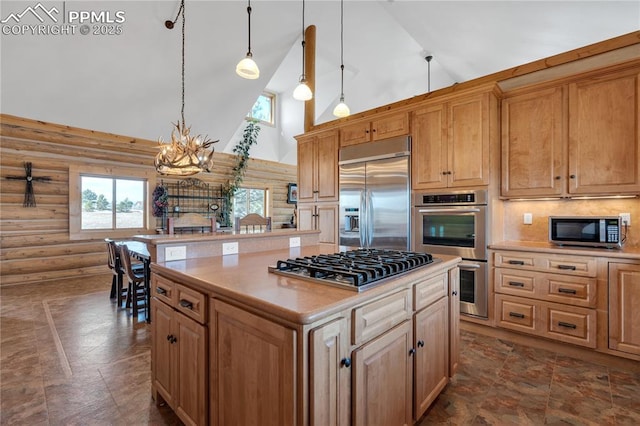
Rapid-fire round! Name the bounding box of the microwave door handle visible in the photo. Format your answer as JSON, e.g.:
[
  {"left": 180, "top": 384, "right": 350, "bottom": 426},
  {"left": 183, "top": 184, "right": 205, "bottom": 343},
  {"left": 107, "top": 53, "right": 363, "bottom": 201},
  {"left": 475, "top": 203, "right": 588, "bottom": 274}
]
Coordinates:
[
  {"left": 418, "top": 208, "right": 481, "bottom": 214},
  {"left": 359, "top": 190, "right": 367, "bottom": 248}
]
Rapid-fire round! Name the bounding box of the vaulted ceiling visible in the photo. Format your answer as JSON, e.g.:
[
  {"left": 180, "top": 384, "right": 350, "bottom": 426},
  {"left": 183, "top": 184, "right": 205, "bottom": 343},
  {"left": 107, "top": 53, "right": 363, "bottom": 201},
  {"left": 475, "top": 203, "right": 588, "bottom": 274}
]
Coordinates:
[{"left": 1, "top": 1, "right": 639, "bottom": 165}]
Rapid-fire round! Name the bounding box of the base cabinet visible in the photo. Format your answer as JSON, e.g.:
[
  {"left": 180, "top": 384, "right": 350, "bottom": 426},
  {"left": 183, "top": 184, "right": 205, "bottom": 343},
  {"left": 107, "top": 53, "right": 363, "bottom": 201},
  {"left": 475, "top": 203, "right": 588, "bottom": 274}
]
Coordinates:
[
  {"left": 609, "top": 262, "right": 640, "bottom": 356},
  {"left": 297, "top": 202, "right": 338, "bottom": 245},
  {"left": 211, "top": 299, "right": 296, "bottom": 426},
  {"left": 151, "top": 298, "right": 207, "bottom": 426},
  {"left": 353, "top": 321, "right": 413, "bottom": 426}
]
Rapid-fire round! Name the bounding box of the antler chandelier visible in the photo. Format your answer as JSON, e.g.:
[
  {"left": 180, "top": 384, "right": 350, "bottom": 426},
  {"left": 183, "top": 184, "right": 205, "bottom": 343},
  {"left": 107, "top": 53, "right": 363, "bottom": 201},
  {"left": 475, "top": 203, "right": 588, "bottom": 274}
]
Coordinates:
[{"left": 156, "top": 0, "right": 218, "bottom": 176}]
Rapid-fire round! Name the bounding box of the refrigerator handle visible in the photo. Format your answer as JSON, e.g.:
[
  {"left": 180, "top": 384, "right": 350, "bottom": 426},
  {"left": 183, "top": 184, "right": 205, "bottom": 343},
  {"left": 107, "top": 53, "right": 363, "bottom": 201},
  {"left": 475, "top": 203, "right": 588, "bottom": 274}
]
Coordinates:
[
  {"left": 359, "top": 190, "right": 367, "bottom": 248},
  {"left": 367, "top": 190, "right": 374, "bottom": 247}
]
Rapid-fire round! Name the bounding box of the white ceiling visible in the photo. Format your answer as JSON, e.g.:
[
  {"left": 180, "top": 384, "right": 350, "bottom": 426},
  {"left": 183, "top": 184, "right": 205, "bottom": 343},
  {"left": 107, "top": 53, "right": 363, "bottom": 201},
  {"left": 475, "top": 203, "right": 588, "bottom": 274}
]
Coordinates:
[{"left": 1, "top": 1, "right": 639, "bottom": 165}]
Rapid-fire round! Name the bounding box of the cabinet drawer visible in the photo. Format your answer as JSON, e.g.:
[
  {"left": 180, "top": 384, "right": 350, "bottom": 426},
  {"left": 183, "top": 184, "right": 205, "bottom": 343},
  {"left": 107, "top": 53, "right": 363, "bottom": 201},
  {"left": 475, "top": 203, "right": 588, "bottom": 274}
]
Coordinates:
[
  {"left": 545, "top": 275, "right": 596, "bottom": 308},
  {"left": 414, "top": 273, "right": 447, "bottom": 311},
  {"left": 494, "top": 250, "right": 596, "bottom": 277},
  {"left": 152, "top": 274, "right": 175, "bottom": 306},
  {"left": 544, "top": 304, "right": 596, "bottom": 348},
  {"left": 542, "top": 257, "right": 596, "bottom": 277},
  {"left": 495, "top": 269, "right": 535, "bottom": 297},
  {"left": 496, "top": 294, "right": 538, "bottom": 332},
  {"left": 352, "top": 289, "right": 411, "bottom": 346},
  {"left": 175, "top": 283, "right": 207, "bottom": 325},
  {"left": 494, "top": 252, "right": 535, "bottom": 269}
]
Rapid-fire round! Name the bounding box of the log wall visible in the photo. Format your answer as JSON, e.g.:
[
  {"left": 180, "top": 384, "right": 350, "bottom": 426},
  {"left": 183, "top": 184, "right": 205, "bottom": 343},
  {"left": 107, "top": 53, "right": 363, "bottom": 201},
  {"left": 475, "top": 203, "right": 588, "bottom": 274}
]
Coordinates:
[{"left": 0, "top": 114, "right": 297, "bottom": 286}]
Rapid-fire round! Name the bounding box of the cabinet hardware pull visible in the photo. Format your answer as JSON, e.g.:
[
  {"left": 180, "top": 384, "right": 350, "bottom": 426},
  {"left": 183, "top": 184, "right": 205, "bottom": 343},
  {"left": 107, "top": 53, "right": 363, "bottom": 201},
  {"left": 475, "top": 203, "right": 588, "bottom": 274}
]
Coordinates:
[
  {"left": 417, "top": 340, "right": 425, "bottom": 348},
  {"left": 179, "top": 299, "right": 193, "bottom": 310},
  {"left": 508, "top": 260, "right": 525, "bottom": 265},
  {"left": 555, "top": 176, "right": 561, "bottom": 180},
  {"left": 442, "top": 171, "right": 448, "bottom": 175},
  {"left": 558, "top": 321, "right": 577, "bottom": 329},
  {"left": 167, "top": 334, "right": 173, "bottom": 341},
  {"left": 170, "top": 336, "right": 177, "bottom": 344},
  {"left": 569, "top": 174, "right": 576, "bottom": 179},
  {"left": 558, "top": 288, "right": 577, "bottom": 294},
  {"left": 509, "top": 312, "right": 525, "bottom": 319},
  {"left": 508, "top": 281, "right": 525, "bottom": 287},
  {"left": 409, "top": 348, "right": 416, "bottom": 356},
  {"left": 341, "top": 357, "right": 351, "bottom": 368},
  {"left": 452, "top": 291, "right": 458, "bottom": 296},
  {"left": 557, "top": 265, "right": 577, "bottom": 270},
  {"left": 372, "top": 128, "right": 377, "bottom": 132},
  {"left": 156, "top": 287, "right": 167, "bottom": 295}
]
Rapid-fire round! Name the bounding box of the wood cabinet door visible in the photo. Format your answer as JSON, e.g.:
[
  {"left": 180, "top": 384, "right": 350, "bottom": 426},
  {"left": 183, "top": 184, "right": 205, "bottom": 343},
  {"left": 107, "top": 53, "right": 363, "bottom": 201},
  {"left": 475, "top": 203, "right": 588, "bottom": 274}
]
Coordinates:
[
  {"left": 609, "top": 262, "right": 640, "bottom": 355},
  {"left": 212, "top": 300, "right": 296, "bottom": 426},
  {"left": 316, "top": 130, "right": 339, "bottom": 201},
  {"left": 297, "top": 136, "right": 316, "bottom": 202},
  {"left": 297, "top": 203, "right": 316, "bottom": 231},
  {"left": 353, "top": 321, "right": 413, "bottom": 426},
  {"left": 568, "top": 70, "right": 640, "bottom": 195},
  {"left": 448, "top": 93, "right": 491, "bottom": 187},
  {"left": 448, "top": 267, "right": 460, "bottom": 377},
  {"left": 501, "top": 86, "right": 566, "bottom": 197},
  {"left": 413, "top": 297, "right": 449, "bottom": 420},
  {"left": 151, "top": 298, "right": 175, "bottom": 406},
  {"left": 175, "top": 312, "right": 207, "bottom": 426},
  {"left": 411, "top": 104, "right": 448, "bottom": 189},
  {"left": 340, "top": 121, "right": 371, "bottom": 146},
  {"left": 372, "top": 113, "right": 409, "bottom": 141},
  {"left": 309, "top": 318, "right": 351, "bottom": 426},
  {"left": 317, "top": 203, "right": 338, "bottom": 245}
]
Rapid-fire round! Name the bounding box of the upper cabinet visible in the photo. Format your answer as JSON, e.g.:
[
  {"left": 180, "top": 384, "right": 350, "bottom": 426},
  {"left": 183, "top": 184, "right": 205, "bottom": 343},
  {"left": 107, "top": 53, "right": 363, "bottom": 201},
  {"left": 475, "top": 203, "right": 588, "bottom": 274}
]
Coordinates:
[
  {"left": 501, "top": 65, "right": 640, "bottom": 198},
  {"left": 412, "top": 90, "right": 497, "bottom": 189},
  {"left": 297, "top": 129, "right": 339, "bottom": 203},
  {"left": 340, "top": 112, "right": 409, "bottom": 147}
]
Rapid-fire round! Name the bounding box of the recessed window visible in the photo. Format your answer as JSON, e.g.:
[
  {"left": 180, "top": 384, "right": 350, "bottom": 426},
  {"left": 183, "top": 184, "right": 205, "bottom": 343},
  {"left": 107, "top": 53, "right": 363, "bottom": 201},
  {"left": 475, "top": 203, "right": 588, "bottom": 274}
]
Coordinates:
[
  {"left": 247, "top": 92, "right": 275, "bottom": 126},
  {"left": 233, "top": 187, "right": 268, "bottom": 219},
  {"left": 69, "top": 165, "right": 155, "bottom": 240}
]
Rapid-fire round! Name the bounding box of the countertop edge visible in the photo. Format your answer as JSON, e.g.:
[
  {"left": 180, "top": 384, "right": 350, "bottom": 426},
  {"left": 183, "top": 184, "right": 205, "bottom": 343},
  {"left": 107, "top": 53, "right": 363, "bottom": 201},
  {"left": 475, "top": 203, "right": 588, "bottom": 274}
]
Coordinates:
[
  {"left": 135, "top": 229, "right": 319, "bottom": 245},
  {"left": 489, "top": 241, "right": 640, "bottom": 261}
]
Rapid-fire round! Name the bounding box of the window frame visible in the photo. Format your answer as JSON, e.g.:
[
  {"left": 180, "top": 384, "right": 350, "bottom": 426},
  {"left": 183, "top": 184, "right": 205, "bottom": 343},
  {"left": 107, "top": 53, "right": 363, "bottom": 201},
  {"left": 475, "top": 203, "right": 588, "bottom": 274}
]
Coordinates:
[
  {"left": 246, "top": 92, "right": 275, "bottom": 126},
  {"left": 69, "top": 165, "right": 156, "bottom": 240},
  {"left": 232, "top": 186, "right": 271, "bottom": 219}
]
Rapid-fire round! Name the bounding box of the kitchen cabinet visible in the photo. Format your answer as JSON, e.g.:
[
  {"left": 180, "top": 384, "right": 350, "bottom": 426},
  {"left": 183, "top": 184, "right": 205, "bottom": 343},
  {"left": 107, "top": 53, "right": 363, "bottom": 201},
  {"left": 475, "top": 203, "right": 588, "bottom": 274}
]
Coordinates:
[
  {"left": 352, "top": 321, "right": 413, "bottom": 426},
  {"left": 493, "top": 250, "right": 597, "bottom": 348},
  {"left": 414, "top": 297, "right": 449, "bottom": 420},
  {"left": 297, "top": 130, "right": 339, "bottom": 203},
  {"left": 340, "top": 112, "right": 409, "bottom": 147},
  {"left": 609, "top": 262, "right": 640, "bottom": 356},
  {"left": 151, "top": 276, "right": 207, "bottom": 426},
  {"left": 297, "top": 203, "right": 338, "bottom": 245},
  {"left": 211, "top": 299, "right": 296, "bottom": 426},
  {"left": 412, "top": 91, "right": 495, "bottom": 189},
  {"left": 309, "top": 318, "right": 351, "bottom": 426},
  {"left": 501, "top": 66, "right": 640, "bottom": 198}
]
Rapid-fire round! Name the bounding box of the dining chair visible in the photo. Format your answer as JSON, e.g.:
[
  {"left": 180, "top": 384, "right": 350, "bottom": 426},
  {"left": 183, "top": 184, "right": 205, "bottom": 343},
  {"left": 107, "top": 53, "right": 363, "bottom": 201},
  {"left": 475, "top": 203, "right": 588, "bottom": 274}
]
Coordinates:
[
  {"left": 106, "top": 239, "right": 127, "bottom": 307},
  {"left": 119, "top": 244, "right": 147, "bottom": 317},
  {"left": 235, "top": 213, "right": 272, "bottom": 233}
]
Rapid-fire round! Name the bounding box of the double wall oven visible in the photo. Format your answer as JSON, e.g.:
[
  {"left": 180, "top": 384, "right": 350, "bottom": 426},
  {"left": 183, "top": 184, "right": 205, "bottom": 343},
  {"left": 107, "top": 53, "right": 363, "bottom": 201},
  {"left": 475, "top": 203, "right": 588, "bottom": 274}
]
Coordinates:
[{"left": 412, "top": 190, "right": 488, "bottom": 318}]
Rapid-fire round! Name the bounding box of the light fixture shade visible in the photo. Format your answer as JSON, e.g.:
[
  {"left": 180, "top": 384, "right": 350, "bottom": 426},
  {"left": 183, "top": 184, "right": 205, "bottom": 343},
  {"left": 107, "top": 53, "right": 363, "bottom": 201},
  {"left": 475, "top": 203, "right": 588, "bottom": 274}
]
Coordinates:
[
  {"left": 236, "top": 55, "right": 260, "bottom": 79},
  {"left": 293, "top": 80, "right": 313, "bottom": 101},
  {"left": 156, "top": 122, "right": 217, "bottom": 176},
  {"left": 333, "top": 100, "right": 350, "bottom": 118}
]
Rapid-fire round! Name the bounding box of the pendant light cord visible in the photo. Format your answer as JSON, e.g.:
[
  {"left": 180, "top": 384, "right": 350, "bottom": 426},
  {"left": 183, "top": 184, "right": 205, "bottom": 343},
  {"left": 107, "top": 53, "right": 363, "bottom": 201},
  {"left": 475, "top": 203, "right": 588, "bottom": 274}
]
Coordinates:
[
  {"left": 247, "top": 0, "right": 252, "bottom": 56},
  {"left": 181, "top": 0, "right": 186, "bottom": 129},
  {"left": 339, "top": 0, "right": 344, "bottom": 98},
  {"left": 301, "top": 0, "right": 306, "bottom": 78}
]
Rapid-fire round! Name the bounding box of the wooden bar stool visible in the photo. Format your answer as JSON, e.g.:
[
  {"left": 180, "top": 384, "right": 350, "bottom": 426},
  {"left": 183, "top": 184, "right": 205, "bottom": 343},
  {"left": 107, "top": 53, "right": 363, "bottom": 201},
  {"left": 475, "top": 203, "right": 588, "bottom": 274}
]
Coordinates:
[{"left": 119, "top": 244, "right": 147, "bottom": 317}]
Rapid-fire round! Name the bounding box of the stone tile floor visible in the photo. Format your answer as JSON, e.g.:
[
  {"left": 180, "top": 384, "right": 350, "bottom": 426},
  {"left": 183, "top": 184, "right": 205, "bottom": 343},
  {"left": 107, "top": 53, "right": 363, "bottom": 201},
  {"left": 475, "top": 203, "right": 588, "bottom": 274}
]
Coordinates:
[{"left": 2, "top": 275, "right": 639, "bottom": 425}]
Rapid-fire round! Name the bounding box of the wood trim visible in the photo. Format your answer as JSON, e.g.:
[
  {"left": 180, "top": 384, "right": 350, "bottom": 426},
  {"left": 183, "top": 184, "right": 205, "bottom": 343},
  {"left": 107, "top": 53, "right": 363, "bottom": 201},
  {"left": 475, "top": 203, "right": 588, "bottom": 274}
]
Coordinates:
[{"left": 304, "top": 25, "right": 316, "bottom": 133}]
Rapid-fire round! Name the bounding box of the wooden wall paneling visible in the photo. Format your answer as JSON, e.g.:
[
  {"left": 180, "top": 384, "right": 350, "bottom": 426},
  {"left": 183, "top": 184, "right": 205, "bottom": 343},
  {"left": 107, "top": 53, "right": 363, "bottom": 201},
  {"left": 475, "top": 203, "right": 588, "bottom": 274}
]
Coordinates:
[{"left": 0, "top": 114, "right": 296, "bottom": 286}]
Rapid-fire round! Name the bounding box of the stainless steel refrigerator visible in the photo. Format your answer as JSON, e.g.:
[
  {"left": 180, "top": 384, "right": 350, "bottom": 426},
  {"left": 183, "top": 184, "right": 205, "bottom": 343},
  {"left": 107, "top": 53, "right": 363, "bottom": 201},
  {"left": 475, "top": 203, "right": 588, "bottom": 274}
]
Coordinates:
[{"left": 339, "top": 136, "right": 411, "bottom": 250}]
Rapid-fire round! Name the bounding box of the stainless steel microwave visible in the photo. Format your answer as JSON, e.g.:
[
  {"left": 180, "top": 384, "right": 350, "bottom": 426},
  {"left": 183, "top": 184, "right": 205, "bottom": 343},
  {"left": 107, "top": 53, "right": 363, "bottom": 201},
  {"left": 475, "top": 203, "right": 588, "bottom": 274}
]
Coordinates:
[{"left": 549, "top": 216, "right": 622, "bottom": 248}]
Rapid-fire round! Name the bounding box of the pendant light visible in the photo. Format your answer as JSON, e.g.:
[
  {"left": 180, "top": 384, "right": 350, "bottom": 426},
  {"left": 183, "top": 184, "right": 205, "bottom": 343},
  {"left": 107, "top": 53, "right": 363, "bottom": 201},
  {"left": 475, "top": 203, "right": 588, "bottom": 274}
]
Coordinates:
[
  {"left": 293, "top": 0, "right": 312, "bottom": 101},
  {"left": 156, "top": 0, "right": 218, "bottom": 176},
  {"left": 236, "top": 0, "right": 259, "bottom": 79},
  {"left": 333, "top": 0, "right": 350, "bottom": 118},
  {"left": 425, "top": 55, "right": 433, "bottom": 93}
]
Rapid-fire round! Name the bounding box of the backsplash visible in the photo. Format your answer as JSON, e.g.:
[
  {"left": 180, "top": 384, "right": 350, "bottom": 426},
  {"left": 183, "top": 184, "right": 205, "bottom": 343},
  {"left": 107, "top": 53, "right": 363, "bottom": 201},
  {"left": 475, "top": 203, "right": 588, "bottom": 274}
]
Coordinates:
[{"left": 501, "top": 198, "right": 640, "bottom": 248}]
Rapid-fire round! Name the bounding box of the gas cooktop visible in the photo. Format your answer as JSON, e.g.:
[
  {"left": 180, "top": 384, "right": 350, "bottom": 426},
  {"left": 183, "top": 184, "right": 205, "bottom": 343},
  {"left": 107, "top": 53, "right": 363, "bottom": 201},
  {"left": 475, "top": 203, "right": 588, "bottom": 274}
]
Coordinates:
[{"left": 268, "top": 249, "right": 438, "bottom": 292}]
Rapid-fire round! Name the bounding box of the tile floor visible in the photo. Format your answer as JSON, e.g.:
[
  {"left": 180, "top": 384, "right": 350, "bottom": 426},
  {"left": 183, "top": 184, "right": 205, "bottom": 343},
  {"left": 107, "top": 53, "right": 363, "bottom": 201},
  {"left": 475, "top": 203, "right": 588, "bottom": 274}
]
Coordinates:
[{"left": 1, "top": 275, "right": 639, "bottom": 425}]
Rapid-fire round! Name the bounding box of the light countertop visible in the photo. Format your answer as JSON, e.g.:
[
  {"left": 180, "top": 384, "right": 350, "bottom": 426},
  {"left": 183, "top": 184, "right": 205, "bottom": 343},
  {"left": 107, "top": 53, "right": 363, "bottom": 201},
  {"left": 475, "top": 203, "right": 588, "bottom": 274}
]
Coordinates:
[
  {"left": 134, "top": 228, "right": 319, "bottom": 246},
  {"left": 151, "top": 246, "right": 461, "bottom": 325},
  {"left": 489, "top": 241, "right": 640, "bottom": 261}
]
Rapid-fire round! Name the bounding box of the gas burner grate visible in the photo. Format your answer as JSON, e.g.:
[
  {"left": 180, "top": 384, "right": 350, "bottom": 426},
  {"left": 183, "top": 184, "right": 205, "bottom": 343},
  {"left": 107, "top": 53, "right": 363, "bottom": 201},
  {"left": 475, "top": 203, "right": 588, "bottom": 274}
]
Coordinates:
[{"left": 270, "top": 249, "right": 435, "bottom": 291}]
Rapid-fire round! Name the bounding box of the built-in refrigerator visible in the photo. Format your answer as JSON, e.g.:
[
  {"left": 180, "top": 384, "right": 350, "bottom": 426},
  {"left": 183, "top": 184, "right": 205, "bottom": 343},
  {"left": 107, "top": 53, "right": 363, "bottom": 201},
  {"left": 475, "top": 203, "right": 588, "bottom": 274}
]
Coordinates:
[{"left": 339, "top": 136, "right": 411, "bottom": 250}]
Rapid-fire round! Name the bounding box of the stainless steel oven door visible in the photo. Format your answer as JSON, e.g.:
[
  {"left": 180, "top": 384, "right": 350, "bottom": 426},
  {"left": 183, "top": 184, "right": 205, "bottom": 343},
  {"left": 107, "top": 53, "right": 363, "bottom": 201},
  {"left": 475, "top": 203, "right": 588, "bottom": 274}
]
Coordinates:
[
  {"left": 459, "top": 260, "right": 488, "bottom": 318},
  {"left": 413, "top": 205, "right": 487, "bottom": 260}
]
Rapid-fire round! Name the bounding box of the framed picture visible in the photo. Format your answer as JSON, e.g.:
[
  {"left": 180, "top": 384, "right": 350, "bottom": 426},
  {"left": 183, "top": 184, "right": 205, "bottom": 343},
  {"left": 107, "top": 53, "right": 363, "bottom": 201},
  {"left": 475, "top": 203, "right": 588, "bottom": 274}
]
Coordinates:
[{"left": 287, "top": 183, "right": 298, "bottom": 204}]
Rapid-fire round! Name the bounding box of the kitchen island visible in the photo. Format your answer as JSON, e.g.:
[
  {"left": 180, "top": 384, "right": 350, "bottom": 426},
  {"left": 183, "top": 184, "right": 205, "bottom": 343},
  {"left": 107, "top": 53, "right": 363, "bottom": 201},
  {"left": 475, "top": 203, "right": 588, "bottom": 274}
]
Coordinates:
[{"left": 150, "top": 246, "right": 461, "bottom": 426}]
